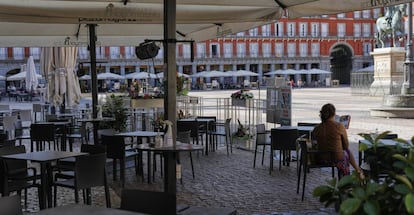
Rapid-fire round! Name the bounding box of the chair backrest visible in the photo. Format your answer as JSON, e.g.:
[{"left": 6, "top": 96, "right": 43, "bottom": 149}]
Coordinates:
[
  {"left": 80, "top": 144, "right": 106, "bottom": 155},
  {"left": 75, "top": 153, "right": 107, "bottom": 189},
  {"left": 3, "top": 116, "right": 18, "bottom": 139},
  {"left": 32, "top": 103, "right": 42, "bottom": 112},
  {"left": 271, "top": 128, "right": 298, "bottom": 150},
  {"left": 255, "top": 124, "right": 268, "bottom": 145},
  {"left": 177, "top": 120, "right": 200, "bottom": 138},
  {"left": 177, "top": 130, "right": 191, "bottom": 144},
  {"left": 97, "top": 129, "right": 116, "bottom": 144},
  {"left": 224, "top": 118, "right": 232, "bottom": 139},
  {"left": 30, "top": 123, "right": 56, "bottom": 141},
  {"left": 196, "top": 116, "right": 217, "bottom": 132},
  {"left": 45, "top": 114, "right": 57, "bottom": 122},
  {"left": 101, "top": 135, "right": 125, "bottom": 159},
  {"left": 298, "top": 139, "right": 336, "bottom": 169},
  {"left": 120, "top": 189, "right": 175, "bottom": 215},
  {"left": 0, "top": 195, "right": 23, "bottom": 215},
  {"left": 18, "top": 110, "right": 32, "bottom": 122},
  {"left": 0, "top": 146, "right": 27, "bottom": 180},
  {"left": 14, "top": 121, "right": 24, "bottom": 138}
]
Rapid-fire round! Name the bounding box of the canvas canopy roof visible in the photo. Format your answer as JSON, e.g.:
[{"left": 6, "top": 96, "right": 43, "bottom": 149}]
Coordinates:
[{"left": 0, "top": 0, "right": 410, "bottom": 47}]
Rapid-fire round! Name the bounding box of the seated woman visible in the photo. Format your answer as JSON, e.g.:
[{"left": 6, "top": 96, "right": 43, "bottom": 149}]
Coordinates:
[{"left": 312, "top": 103, "right": 363, "bottom": 178}]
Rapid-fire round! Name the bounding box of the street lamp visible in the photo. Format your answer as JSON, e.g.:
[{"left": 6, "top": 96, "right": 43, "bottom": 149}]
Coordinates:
[{"left": 402, "top": 3, "right": 414, "bottom": 95}]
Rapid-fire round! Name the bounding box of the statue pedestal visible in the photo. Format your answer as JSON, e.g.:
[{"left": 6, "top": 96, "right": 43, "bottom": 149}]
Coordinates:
[{"left": 369, "top": 47, "right": 405, "bottom": 96}]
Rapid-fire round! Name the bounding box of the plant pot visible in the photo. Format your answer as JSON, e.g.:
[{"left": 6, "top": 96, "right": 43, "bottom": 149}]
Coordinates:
[
  {"left": 131, "top": 98, "right": 163, "bottom": 108},
  {"left": 232, "top": 98, "right": 252, "bottom": 107}
]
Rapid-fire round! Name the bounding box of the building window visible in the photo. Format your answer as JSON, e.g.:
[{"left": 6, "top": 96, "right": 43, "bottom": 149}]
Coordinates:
[
  {"left": 124, "top": 46, "right": 135, "bottom": 59},
  {"left": 287, "top": 22, "right": 295, "bottom": 37},
  {"left": 363, "top": 43, "right": 372, "bottom": 56},
  {"left": 109, "top": 47, "right": 120, "bottom": 58},
  {"left": 249, "top": 43, "right": 258, "bottom": 57},
  {"left": 224, "top": 43, "right": 232, "bottom": 58},
  {"left": 373, "top": 8, "right": 381, "bottom": 18},
  {"left": 236, "top": 31, "right": 245, "bottom": 37},
  {"left": 249, "top": 28, "right": 258, "bottom": 37},
  {"left": 354, "top": 11, "right": 361, "bottom": 19},
  {"left": 78, "top": 47, "right": 88, "bottom": 59},
  {"left": 237, "top": 43, "right": 245, "bottom": 57},
  {"left": 183, "top": 44, "right": 191, "bottom": 58},
  {"left": 262, "top": 24, "right": 271, "bottom": 37},
  {"left": 337, "top": 23, "right": 346, "bottom": 37},
  {"left": 321, "top": 23, "right": 329, "bottom": 37},
  {"left": 96, "top": 47, "right": 105, "bottom": 59},
  {"left": 311, "top": 43, "right": 320, "bottom": 57},
  {"left": 262, "top": 43, "right": 271, "bottom": 57},
  {"left": 211, "top": 44, "right": 219, "bottom": 57},
  {"left": 275, "top": 43, "right": 283, "bottom": 57},
  {"left": 299, "top": 23, "right": 307, "bottom": 37},
  {"left": 287, "top": 43, "right": 296, "bottom": 57},
  {"left": 0, "top": 48, "right": 7, "bottom": 60},
  {"left": 354, "top": 23, "right": 361, "bottom": 37},
  {"left": 337, "top": 13, "right": 346, "bottom": 18},
  {"left": 299, "top": 43, "right": 307, "bottom": 57},
  {"left": 30, "top": 48, "right": 41, "bottom": 59},
  {"left": 275, "top": 22, "right": 283, "bottom": 37},
  {"left": 362, "top": 10, "right": 370, "bottom": 18},
  {"left": 13, "top": 47, "right": 24, "bottom": 60},
  {"left": 197, "top": 43, "right": 206, "bottom": 58},
  {"left": 311, "top": 23, "right": 319, "bottom": 37},
  {"left": 363, "top": 23, "right": 371, "bottom": 37}
]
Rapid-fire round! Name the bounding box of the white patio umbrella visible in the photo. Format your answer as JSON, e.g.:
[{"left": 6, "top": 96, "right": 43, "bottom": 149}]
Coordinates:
[
  {"left": 97, "top": 72, "right": 124, "bottom": 80},
  {"left": 78, "top": 74, "right": 91, "bottom": 80},
  {"left": 0, "top": 75, "right": 5, "bottom": 81},
  {"left": 308, "top": 68, "right": 332, "bottom": 74},
  {"left": 7, "top": 71, "right": 42, "bottom": 81},
  {"left": 126, "top": 72, "right": 157, "bottom": 80},
  {"left": 227, "top": 70, "right": 258, "bottom": 77},
  {"left": 156, "top": 72, "right": 189, "bottom": 78},
  {"left": 264, "top": 69, "right": 285, "bottom": 76},
  {"left": 44, "top": 47, "right": 81, "bottom": 107},
  {"left": 25, "top": 56, "right": 39, "bottom": 92}
]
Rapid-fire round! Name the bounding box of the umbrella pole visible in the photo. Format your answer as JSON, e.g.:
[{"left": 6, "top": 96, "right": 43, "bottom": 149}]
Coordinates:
[{"left": 89, "top": 24, "right": 100, "bottom": 146}]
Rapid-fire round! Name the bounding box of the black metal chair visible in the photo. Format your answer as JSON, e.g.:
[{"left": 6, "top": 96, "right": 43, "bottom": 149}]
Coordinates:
[
  {"left": 253, "top": 124, "right": 271, "bottom": 168},
  {"left": 30, "top": 123, "right": 57, "bottom": 152},
  {"left": 270, "top": 127, "right": 298, "bottom": 174},
  {"left": 53, "top": 153, "right": 111, "bottom": 207},
  {"left": 177, "top": 130, "right": 195, "bottom": 182},
  {"left": 209, "top": 118, "right": 232, "bottom": 155},
  {"left": 0, "top": 145, "right": 42, "bottom": 209},
  {"left": 120, "top": 189, "right": 174, "bottom": 215},
  {"left": 296, "top": 139, "right": 338, "bottom": 200},
  {"left": 14, "top": 121, "right": 30, "bottom": 147},
  {"left": 101, "top": 134, "right": 140, "bottom": 187}
]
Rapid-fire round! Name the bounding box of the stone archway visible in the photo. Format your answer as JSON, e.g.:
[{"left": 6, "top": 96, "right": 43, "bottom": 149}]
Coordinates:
[{"left": 330, "top": 44, "right": 353, "bottom": 84}]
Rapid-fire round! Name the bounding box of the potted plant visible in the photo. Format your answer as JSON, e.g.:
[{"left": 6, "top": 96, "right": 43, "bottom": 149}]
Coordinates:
[
  {"left": 101, "top": 94, "right": 128, "bottom": 132},
  {"left": 313, "top": 131, "right": 414, "bottom": 215}
]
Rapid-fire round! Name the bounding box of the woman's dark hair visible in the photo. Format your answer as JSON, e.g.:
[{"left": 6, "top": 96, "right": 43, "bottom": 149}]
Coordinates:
[{"left": 320, "top": 103, "right": 336, "bottom": 122}]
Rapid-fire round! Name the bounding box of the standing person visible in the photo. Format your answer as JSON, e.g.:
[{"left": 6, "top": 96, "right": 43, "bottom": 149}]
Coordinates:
[{"left": 312, "top": 103, "right": 364, "bottom": 178}]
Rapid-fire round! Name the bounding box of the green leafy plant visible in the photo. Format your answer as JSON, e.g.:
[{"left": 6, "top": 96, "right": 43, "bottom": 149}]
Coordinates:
[
  {"left": 313, "top": 131, "right": 414, "bottom": 215},
  {"left": 101, "top": 94, "right": 128, "bottom": 132}
]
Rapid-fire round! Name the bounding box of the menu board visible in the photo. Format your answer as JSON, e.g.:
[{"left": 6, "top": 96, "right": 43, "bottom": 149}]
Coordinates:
[{"left": 266, "top": 87, "right": 291, "bottom": 126}]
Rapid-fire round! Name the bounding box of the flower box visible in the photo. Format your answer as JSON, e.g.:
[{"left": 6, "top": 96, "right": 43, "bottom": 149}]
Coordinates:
[
  {"left": 131, "top": 98, "right": 163, "bottom": 108},
  {"left": 231, "top": 98, "right": 252, "bottom": 107}
]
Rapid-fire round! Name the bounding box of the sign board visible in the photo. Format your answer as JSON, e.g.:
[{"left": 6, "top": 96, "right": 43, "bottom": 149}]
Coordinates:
[{"left": 266, "top": 87, "right": 292, "bottom": 126}]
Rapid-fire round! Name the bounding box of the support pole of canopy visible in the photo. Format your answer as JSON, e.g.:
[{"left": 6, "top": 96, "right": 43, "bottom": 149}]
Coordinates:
[
  {"left": 88, "top": 24, "right": 99, "bottom": 145},
  {"left": 402, "top": 3, "right": 414, "bottom": 94},
  {"left": 164, "top": 0, "right": 177, "bottom": 214}
]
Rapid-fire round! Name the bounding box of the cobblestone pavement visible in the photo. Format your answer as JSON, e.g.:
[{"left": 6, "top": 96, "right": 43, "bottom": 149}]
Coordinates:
[{"left": 8, "top": 87, "right": 413, "bottom": 214}]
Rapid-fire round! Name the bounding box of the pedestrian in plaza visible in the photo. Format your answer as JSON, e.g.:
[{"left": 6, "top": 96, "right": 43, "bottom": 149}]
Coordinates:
[{"left": 312, "top": 103, "right": 364, "bottom": 179}]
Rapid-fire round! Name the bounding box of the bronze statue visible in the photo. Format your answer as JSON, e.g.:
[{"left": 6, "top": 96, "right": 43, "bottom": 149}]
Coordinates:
[{"left": 375, "top": 4, "right": 407, "bottom": 48}]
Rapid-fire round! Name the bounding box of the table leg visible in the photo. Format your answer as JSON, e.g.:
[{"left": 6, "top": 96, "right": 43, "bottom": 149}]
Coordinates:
[
  {"left": 39, "top": 162, "right": 54, "bottom": 209},
  {"left": 163, "top": 152, "right": 177, "bottom": 215},
  {"left": 147, "top": 151, "right": 152, "bottom": 184}
]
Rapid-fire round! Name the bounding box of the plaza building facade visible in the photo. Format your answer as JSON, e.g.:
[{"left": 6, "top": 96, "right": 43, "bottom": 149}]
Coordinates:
[{"left": 0, "top": 7, "right": 392, "bottom": 91}]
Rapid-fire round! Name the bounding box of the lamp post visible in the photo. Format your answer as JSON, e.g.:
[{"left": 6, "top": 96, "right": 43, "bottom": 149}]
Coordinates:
[{"left": 402, "top": 3, "right": 414, "bottom": 95}]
